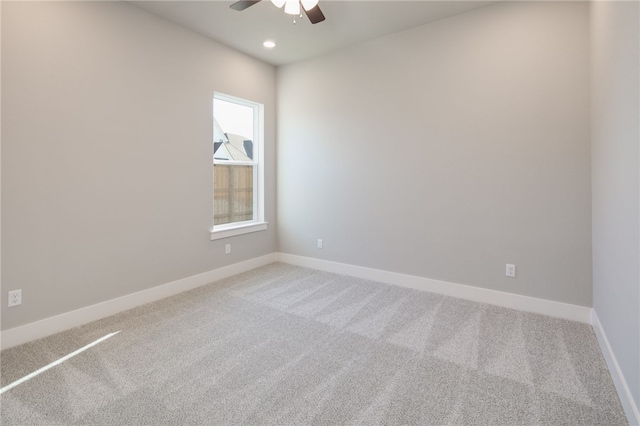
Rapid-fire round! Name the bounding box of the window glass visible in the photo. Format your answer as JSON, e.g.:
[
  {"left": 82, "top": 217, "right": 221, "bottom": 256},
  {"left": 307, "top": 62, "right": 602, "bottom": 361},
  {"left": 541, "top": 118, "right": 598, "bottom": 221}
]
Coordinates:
[{"left": 212, "top": 94, "right": 263, "bottom": 230}]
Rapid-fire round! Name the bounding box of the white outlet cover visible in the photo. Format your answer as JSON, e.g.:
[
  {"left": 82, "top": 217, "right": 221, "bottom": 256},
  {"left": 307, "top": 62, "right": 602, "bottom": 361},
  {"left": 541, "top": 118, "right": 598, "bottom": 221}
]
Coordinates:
[
  {"left": 8, "top": 289, "right": 22, "bottom": 307},
  {"left": 506, "top": 264, "right": 516, "bottom": 278}
]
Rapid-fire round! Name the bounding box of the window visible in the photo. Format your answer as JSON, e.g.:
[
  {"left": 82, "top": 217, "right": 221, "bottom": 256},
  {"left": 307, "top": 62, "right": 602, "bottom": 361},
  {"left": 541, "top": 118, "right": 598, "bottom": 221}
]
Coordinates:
[{"left": 211, "top": 93, "right": 266, "bottom": 240}]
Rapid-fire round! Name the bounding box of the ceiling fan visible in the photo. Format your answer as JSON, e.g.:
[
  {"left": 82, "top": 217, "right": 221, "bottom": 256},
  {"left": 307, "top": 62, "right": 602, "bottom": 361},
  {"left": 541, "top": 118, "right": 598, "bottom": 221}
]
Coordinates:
[{"left": 230, "top": 0, "right": 326, "bottom": 24}]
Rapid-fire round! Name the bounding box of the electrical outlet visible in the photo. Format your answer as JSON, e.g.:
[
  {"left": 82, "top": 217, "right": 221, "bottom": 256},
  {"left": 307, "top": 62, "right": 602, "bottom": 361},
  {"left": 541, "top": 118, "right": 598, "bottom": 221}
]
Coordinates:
[
  {"left": 317, "top": 239, "right": 323, "bottom": 249},
  {"left": 225, "top": 244, "right": 231, "bottom": 255},
  {"left": 8, "top": 290, "right": 22, "bottom": 307},
  {"left": 506, "top": 264, "right": 516, "bottom": 278}
]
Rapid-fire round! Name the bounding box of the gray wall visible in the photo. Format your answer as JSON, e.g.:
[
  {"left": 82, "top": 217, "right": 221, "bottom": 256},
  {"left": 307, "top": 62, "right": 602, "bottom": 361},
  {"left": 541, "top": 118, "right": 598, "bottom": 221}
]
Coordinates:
[
  {"left": 1, "top": 1, "right": 277, "bottom": 330},
  {"left": 591, "top": 0, "right": 640, "bottom": 412},
  {"left": 277, "top": 1, "right": 592, "bottom": 306}
]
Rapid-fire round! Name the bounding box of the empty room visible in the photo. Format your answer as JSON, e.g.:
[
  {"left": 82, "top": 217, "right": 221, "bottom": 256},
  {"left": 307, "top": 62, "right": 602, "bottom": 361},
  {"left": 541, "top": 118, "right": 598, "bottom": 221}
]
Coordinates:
[{"left": 1, "top": 0, "right": 638, "bottom": 424}]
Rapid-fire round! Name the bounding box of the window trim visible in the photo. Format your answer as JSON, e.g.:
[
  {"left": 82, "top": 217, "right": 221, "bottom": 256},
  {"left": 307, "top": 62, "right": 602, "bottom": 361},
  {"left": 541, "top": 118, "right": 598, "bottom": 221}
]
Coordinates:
[
  {"left": 210, "top": 92, "right": 267, "bottom": 240},
  {"left": 210, "top": 221, "right": 268, "bottom": 241}
]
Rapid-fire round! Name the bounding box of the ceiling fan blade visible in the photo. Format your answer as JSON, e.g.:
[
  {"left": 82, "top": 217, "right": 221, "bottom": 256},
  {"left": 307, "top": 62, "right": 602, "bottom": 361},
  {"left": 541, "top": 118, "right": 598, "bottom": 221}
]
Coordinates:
[
  {"left": 303, "top": 4, "right": 325, "bottom": 24},
  {"left": 230, "top": 0, "right": 261, "bottom": 11}
]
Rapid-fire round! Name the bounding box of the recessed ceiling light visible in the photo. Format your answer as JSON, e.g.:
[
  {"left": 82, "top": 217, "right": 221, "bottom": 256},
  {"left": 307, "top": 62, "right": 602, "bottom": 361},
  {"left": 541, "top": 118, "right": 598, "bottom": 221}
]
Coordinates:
[{"left": 263, "top": 40, "right": 276, "bottom": 49}]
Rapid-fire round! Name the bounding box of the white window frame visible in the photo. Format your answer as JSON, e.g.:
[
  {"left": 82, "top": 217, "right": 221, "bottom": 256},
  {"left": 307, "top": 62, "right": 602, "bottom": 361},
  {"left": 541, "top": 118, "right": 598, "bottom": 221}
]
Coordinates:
[{"left": 210, "top": 92, "right": 267, "bottom": 240}]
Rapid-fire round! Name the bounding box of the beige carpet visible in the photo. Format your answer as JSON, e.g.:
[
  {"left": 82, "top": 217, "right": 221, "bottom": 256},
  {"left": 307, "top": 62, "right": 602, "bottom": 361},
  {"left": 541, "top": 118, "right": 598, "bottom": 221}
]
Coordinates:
[{"left": 0, "top": 263, "right": 627, "bottom": 425}]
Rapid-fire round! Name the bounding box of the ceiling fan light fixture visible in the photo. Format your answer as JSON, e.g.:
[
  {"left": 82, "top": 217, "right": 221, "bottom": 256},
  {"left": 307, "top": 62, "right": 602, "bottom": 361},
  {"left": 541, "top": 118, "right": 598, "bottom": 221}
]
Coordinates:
[
  {"left": 271, "top": 0, "right": 286, "bottom": 8},
  {"left": 284, "top": 0, "right": 300, "bottom": 15},
  {"left": 300, "top": 0, "right": 318, "bottom": 11}
]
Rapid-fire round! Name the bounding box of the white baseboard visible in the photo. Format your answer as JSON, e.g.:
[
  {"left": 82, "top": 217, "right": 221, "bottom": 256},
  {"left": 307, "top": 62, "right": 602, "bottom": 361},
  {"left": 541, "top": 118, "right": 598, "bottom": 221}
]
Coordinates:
[
  {"left": 0, "top": 253, "right": 278, "bottom": 350},
  {"left": 277, "top": 253, "right": 592, "bottom": 323},
  {"left": 1, "top": 252, "right": 594, "bottom": 350},
  {"left": 592, "top": 310, "right": 640, "bottom": 426}
]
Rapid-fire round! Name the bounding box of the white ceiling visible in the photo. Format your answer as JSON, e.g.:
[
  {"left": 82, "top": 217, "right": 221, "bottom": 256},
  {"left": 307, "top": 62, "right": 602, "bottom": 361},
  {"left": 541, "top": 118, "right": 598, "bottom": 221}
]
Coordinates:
[{"left": 129, "top": 1, "right": 500, "bottom": 66}]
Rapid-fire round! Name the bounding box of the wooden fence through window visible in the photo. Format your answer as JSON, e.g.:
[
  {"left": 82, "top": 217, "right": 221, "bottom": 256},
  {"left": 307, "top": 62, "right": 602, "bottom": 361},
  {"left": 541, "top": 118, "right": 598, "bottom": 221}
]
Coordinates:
[{"left": 213, "top": 165, "right": 253, "bottom": 225}]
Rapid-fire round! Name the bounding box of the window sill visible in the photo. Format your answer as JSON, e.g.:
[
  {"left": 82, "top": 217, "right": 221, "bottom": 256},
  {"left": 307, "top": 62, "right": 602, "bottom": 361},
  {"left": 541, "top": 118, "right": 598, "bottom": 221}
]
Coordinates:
[{"left": 210, "top": 222, "right": 268, "bottom": 240}]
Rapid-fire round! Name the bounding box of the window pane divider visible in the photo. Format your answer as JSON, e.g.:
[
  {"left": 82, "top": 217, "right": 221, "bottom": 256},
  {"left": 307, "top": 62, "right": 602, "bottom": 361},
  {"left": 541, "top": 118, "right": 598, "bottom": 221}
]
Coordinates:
[{"left": 213, "top": 160, "right": 256, "bottom": 166}]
